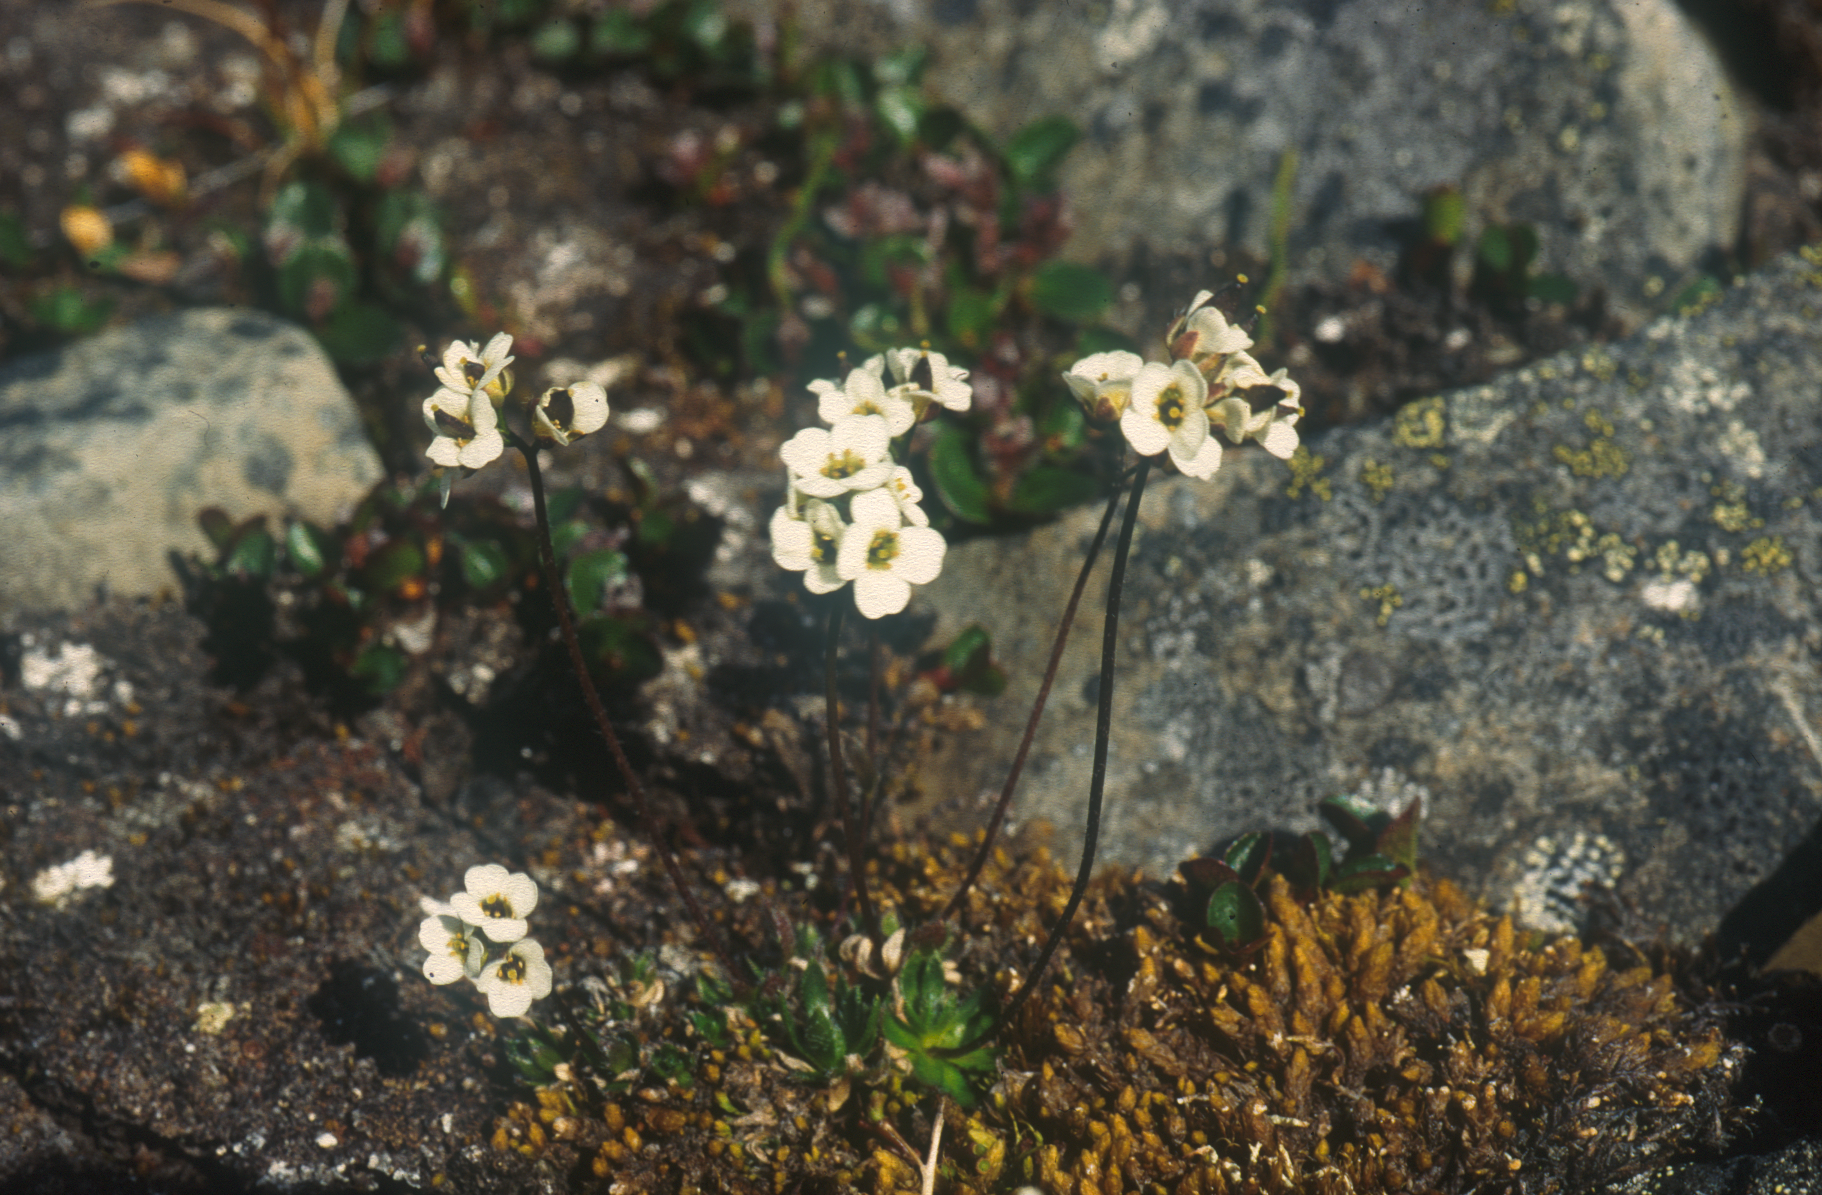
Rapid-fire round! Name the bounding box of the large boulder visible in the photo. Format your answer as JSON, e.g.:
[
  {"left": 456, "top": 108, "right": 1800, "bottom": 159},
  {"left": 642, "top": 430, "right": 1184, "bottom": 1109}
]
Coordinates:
[
  {"left": 739, "top": 0, "right": 1748, "bottom": 319},
  {"left": 0, "top": 309, "right": 382, "bottom": 615},
  {"left": 922, "top": 247, "right": 1822, "bottom": 953}
]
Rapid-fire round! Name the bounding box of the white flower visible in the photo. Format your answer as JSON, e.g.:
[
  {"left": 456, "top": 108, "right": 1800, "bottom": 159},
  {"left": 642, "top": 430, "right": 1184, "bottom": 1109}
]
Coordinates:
[
  {"left": 423, "top": 385, "right": 504, "bottom": 469},
  {"left": 532, "top": 381, "right": 610, "bottom": 445},
  {"left": 835, "top": 488, "right": 947, "bottom": 619},
  {"left": 878, "top": 346, "right": 972, "bottom": 413},
  {"left": 814, "top": 368, "right": 916, "bottom": 436},
  {"left": 1121, "top": 360, "right": 1222, "bottom": 480},
  {"left": 475, "top": 938, "right": 553, "bottom": 1018},
  {"left": 881, "top": 465, "right": 930, "bottom": 527},
  {"left": 1063, "top": 350, "right": 1144, "bottom": 422},
  {"left": 771, "top": 498, "right": 848, "bottom": 594},
  {"left": 418, "top": 912, "right": 485, "bottom": 985},
  {"left": 449, "top": 863, "right": 539, "bottom": 943},
  {"left": 1167, "top": 290, "right": 1253, "bottom": 366},
  {"left": 30, "top": 850, "right": 114, "bottom": 908},
  {"left": 780, "top": 415, "right": 894, "bottom": 498},
  {"left": 1206, "top": 352, "right": 1303, "bottom": 459},
  {"left": 435, "top": 332, "right": 515, "bottom": 399}
]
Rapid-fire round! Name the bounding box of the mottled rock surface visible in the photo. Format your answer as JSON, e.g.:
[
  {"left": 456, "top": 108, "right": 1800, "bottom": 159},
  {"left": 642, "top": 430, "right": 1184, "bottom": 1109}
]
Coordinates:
[
  {"left": 738, "top": 0, "right": 1748, "bottom": 316},
  {"left": 921, "top": 248, "right": 1822, "bottom": 953},
  {"left": 0, "top": 309, "right": 381, "bottom": 614}
]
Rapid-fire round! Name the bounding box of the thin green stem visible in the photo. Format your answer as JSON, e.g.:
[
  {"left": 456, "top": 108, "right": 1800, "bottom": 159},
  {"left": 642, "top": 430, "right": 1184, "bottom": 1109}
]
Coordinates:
[
  {"left": 936, "top": 475, "right": 1123, "bottom": 924},
  {"left": 518, "top": 443, "right": 731, "bottom": 977},
  {"left": 950, "top": 456, "right": 1151, "bottom": 1053},
  {"left": 824, "top": 601, "right": 881, "bottom": 945}
]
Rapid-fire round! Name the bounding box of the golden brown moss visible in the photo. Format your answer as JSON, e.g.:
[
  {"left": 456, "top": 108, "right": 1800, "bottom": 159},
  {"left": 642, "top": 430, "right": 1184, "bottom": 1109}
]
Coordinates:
[{"left": 491, "top": 832, "right": 1738, "bottom": 1195}]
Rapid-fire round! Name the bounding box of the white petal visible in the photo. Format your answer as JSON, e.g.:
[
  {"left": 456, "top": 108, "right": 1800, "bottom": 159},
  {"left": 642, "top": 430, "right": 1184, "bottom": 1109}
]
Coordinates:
[
  {"left": 848, "top": 487, "right": 902, "bottom": 530},
  {"left": 1171, "top": 431, "right": 1224, "bottom": 479},
  {"left": 893, "top": 526, "right": 947, "bottom": 585},
  {"left": 484, "top": 981, "right": 535, "bottom": 1018},
  {"left": 834, "top": 522, "right": 873, "bottom": 581},
  {"left": 426, "top": 436, "right": 464, "bottom": 467},
  {"left": 458, "top": 429, "right": 504, "bottom": 469},
  {"left": 423, "top": 953, "right": 469, "bottom": 985},
  {"left": 478, "top": 915, "right": 528, "bottom": 944},
  {"left": 804, "top": 563, "right": 848, "bottom": 594},
  {"left": 1068, "top": 350, "right": 1143, "bottom": 384},
  {"left": 780, "top": 426, "right": 834, "bottom": 477},
  {"left": 771, "top": 507, "right": 814, "bottom": 571},
  {"left": 501, "top": 872, "right": 539, "bottom": 917},
  {"left": 853, "top": 570, "right": 911, "bottom": 619},
  {"left": 567, "top": 381, "right": 610, "bottom": 435},
  {"left": 1261, "top": 421, "right": 1300, "bottom": 459},
  {"left": 829, "top": 413, "right": 889, "bottom": 462},
  {"left": 1121, "top": 407, "right": 1170, "bottom": 456}
]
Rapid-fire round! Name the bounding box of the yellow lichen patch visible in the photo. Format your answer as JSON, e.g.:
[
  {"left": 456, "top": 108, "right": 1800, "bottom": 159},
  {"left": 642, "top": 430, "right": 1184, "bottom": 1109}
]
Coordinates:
[
  {"left": 1741, "top": 535, "right": 1793, "bottom": 576},
  {"left": 1286, "top": 445, "right": 1333, "bottom": 501},
  {"left": 1361, "top": 459, "right": 1395, "bottom": 503},
  {"left": 1393, "top": 396, "right": 1447, "bottom": 450},
  {"left": 1359, "top": 583, "right": 1404, "bottom": 627},
  {"left": 1552, "top": 410, "right": 1630, "bottom": 479}
]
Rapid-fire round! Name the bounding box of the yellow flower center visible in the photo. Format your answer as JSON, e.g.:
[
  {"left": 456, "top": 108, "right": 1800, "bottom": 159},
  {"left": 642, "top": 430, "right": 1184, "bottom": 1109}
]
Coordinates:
[
  {"left": 446, "top": 932, "right": 471, "bottom": 958},
  {"left": 866, "top": 530, "right": 899, "bottom": 569},
  {"left": 1157, "top": 384, "right": 1186, "bottom": 430},
  {"left": 480, "top": 894, "right": 513, "bottom": 919},
  {"left": 811, "top": 531, "right": 838, "bottom": 565},
  {"left": 432, "top": 407, "right": 476, "bottom": 443},
  {"left": 498, "top": 955, "right": 527, "bottom": 984},
  {"left": 822, "top": 449, "right": 867, "bottom": 479}
]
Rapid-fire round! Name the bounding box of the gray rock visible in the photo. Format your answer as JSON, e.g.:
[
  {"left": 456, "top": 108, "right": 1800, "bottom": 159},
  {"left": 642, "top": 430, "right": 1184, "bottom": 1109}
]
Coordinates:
[
  {"left": 739, "top": 0, "right": 1747, "bottom": 319},
  {"left": 0, "top": 309, "right": 381, "bottom": 615},
  {"left": 921, "top": 248, "right": 1822, "bottom": 949}
]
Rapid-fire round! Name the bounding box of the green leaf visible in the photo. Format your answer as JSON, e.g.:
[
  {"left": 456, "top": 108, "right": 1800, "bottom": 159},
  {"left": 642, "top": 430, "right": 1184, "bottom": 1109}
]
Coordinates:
[
  {"left": 366, "top": 7, "right": 414, "bottom": 67},
  {"left": 1528, "top": 272, "right": 1579, "bottom": 305},
  {"left": 350, "top": 643, "right": 408, "bottom": 695},
  {"left": 916, "top": 105, "right": 965, "bottom": 151},
  {"left": 0, "top": 209, "right": 33, "bottom": 269},
  {"left": 1422, "top": 186, "right": 1465, "bottom": 246},
  {"left": 29, "top": 286, "right": 112, "bottom": 334},
  {"left": 1007, "top": 465, "right": 1099, "bottom": 515},
  {"left": 1204, "top": 881, "right": 1266, "bottom": 949},
  {"left": 590, "top": 10, "right": 652, "bottom": 54},
  {"left": 1318, "top": 794, "right": 1384, "bottom": 855},
  {"left": 1375, "top": 797, "right": 1422, "bottom": 875},
  {"left": 376, "top": 191, "right": 446, "bottom": 286},
  {"left": 327, "top": 114, "right": 392, "bottom": 182},
  {"left": 681, "top": 0, "right": 729, "bottom": 50},
  {"left": 223, "top": 525, "right": 276, "bottom": 580},
  {"left": 363, "top": 539, "right": 425, "bottom": 593},
  {"left": 875, "top": 86, "right": 925, "bottom": 146},
  {"left": 1330, "top": 853, "right": 1410, "bottom": 895},
  {"left": 546, "top": 487, "right": 587, "bottom": 525},
  {"left": 929, "top": 424, "right": 992, "bottom": 524},
  {"left": 1029, "top": 260, "right": 1114, "bottom": 323},
  {"left": 945, "top": 285, "right": 997, "bottom": 349},
  {"left": 530, "top": 16, "right": 580, "bottom": 60},
  {"left": 873, "top": 45, "right": 928, "bottom": 86},
  {"left": 567, "top": 548, "right": 629, "bottom": 613},
  {"left": 457, "top": 538, "right": 511, "bottom": 589},
  {"left": 943, "top": 625, "right": 993, "bottom": 674},
  {"left": 277, "top": 243, "right": 356, "bottom": 319},
  {"left": 1476, "top": 226, "right": 1512, "bottom": 273},
  {"left": 313, "top": 300, "right": 399, "bottom": 365},
  {"left": 1004, "top": 115, "right": 1079, "bottom": 192},
  {"left": 577, "top": 614, "right": 662, "bottom": 683},
  {"left": 198, "top": 507, "right": 236, "bottom": 550},
  {"left": 1222, "top": 831, "right": 1272, "bottom": 887},
  {"left": 1286, "top": 831, "right": 1333, "bottom": 894},
  {"left": 1039, "top": 393, "right": 1086, "bottom": 452},
  {"left": 285, "top": 521, "right": 333, "bottom": 578},
  {"left": 267, "top": 180, "right": 342, "bottom": 240}
]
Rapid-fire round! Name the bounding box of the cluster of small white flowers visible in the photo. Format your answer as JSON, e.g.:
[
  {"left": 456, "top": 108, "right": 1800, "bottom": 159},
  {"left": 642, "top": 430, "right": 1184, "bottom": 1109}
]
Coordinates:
[
  {"left": 418, "top": 863, "right": 553, "bottom": 1018},
  {"left": 771, "top": 348, "right": 967, "bottom": 619},
  {"left": 421, "top": 332, "right": 611, "bottom": 474},
  {"left": 1063, "top": 288, "right": 1303, "bottom": 480}
]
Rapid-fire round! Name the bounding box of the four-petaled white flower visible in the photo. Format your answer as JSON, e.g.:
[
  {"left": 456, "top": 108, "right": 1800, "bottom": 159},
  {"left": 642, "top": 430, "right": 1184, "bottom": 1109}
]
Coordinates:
[
  {"left": 418, "top": 912, "right": 485, "bottom": 985},
  {"left": 877, "top": 347, "right": 972, "bottom": 413},
  {"left": 1167, "top": 289, "right": 1253, "bottom": 366},
  {"left": 836, "top": 489, "right": 947, "bottom": 619},
  {"left": 881, "top": 465, "right": 930, "bottom": 527},
  {"left": 780, "top": 415, "right": 894, "bottom": 498},
  {"left": 475, "top": 938, "right": 553, "bottom": 1018},
  {"left": 1206, "top": 353, "right": 1303, "bottom": 459},
  {"left": 532, "top": 381, "right": 610, "bottom": 446},
  {"left": 813, "top": 368, "right": 916, "bottom": 436},
  {"left": 1063, "top": 350, "right": 1144, "bottom": 422},
  {"left": 771, "top": 498, "right": 849, "bottom": 594},
  {"left": 1122, "top": 360, "right": 1222, "bottom": 480},
  {"left": 449, "top": 863, "right": 539, "bottom": 943},
  {"left": 435, "top": 332, "right": 515, "bottom": 400},
  {"left": 423, "top": 384, "right": 504, "bottom": 469}
]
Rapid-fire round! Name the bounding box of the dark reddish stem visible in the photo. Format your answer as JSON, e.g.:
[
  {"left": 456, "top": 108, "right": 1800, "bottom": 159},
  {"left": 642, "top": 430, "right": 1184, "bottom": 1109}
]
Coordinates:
[
  {"left": 936, "top": 477, "right": 1123, "bottom": 923},
  {"left": 824, "top": 600, "right": 881, "bottom": 946},
  {"left": 518, "top": 444, "right": 730, "bottom": 975}
]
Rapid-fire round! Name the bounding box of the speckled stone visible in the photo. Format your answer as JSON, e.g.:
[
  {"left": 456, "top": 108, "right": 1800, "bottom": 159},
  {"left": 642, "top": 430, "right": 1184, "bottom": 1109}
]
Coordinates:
[
  {"left": 734, "top": 0, "right": 1746, "bottom": 323},
  {"left": 0, "top": 309, "right": 381, "bottom": 615},
  {"left": 921, "top": 248, "right": 1822, "bottom": 952}
]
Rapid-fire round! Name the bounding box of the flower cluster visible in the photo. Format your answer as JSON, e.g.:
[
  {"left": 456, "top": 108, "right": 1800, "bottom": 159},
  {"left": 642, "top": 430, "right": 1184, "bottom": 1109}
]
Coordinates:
[
  {"left": 418, "top": 863, "right": 553, "bottom": 1018},
  {"left": 421, "top": 332, "right": 611, "bottom": 476},
  {"left": 771, "top": 348, "right": 967, "bottom": 619},
  {"left": 1064, "top": 288, "right": 1303, "bottom": 480}
]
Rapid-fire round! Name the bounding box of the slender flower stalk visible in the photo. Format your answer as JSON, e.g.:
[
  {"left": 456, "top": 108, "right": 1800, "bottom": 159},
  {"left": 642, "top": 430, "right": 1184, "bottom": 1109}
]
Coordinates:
[
  {"left": 948, "top": 456, "right": 1152, "bottom": 1054},
  {"left": 824, "top": 600, "right": 881, "bottom": 947},
  {"left": 519, "top": 443, "right": 732, "bottom": 977},
  {"left": 936, "top": 472, "right": 1124, "bottom": 923}
]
